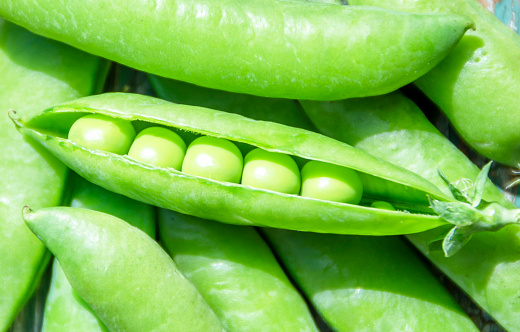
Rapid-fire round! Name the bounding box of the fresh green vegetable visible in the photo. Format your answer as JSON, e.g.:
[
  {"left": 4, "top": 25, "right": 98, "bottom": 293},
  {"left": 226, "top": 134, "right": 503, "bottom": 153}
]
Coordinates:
[
  {"left": 12, "top": 92, "right": 461, "bottom": 237},
  {"left": 349, "top": 0, "right": 520, "bottom": 168},
  {"left": 0, "top": 19, "right": 108, "bottom": 330},
  {"left": 148, "top": 76, "right": 317, "bottom": 131},
  {"left": 23, "top": 206, "right": 223, "bottom": 332},
  {"left": 159, "top": 209, "right": 318, "bottom": 331},
  {"left": 182, "top": 136, "right": 243, "bottom": 183},
  {"left": 301, "top": 160, "right": 363, "bottom": 204},
  {"left": 242, "top": 148, "right": 300, "bottom": 194},
  {"left": 371, "top": 201, "right": 396, "bottom": 211},
  {"left": 262, "top": 229, "right": 479, "bottom": 331},
  {"left": 42, "top": 175, "right": 156, "bottom": 332},
  {"left": 128, "top": 127, "right": 186, "bottom": 170},
  {"left": 0, "top": 0, "right": 473, "bottom": 100},
  {"left": 149, "top": 76, "right": 478, "bottom": 331},
  {"left": 68, "top": 114, "right": 135, "bottom": 154},
  {"left": 301, "top": 91, "right": 520, "bottom": 331}
]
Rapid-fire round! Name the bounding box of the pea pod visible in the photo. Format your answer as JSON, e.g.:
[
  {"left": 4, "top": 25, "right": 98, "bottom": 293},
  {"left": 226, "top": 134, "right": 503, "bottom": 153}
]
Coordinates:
[
  {"left": 23, "top": 206, "right": 223, "bottom": 332},
  {"left": 348, "top": 0, "right": 520, "bottom": 168},
  {"left": 12, "top": 92, "right": 520, "bottom": 245},
  {"left": 0, "top": 0, "right": 473, "bottom": 100},
  {"left": 262, "top": 229, "right": 478, "bottom": 331},
  {"left": 301, "top": 92, "right": 520, "bottom": 331},
  {"left": 42, "top": 175, "right": 156, "bottom": 332},
  {"left": 150, "top": 75, "right": 478, "bottom": 331},
  {"left": 158, "top": 209, "right": 318, "bottom": 331},
  {"left": 0, "top": 19, "right": 108, "bottom": 330},
  {"left": 12, "top": 92, "right": 456, "bottom": 236}
]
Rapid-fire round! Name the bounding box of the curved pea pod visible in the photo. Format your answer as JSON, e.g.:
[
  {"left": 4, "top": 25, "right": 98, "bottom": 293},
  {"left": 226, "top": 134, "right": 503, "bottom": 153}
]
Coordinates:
[
  {"left": 159, "top": 209, "right": 318, "bottom": 331},
  {"left": 262, "top": 229, "right": 478, "bottom": 331},
  {"left": 11, "top": 92, "right": 461, "bottom": 238},
  {"left": 23, "top": 206, "right": 223, "bottom": 332},
  {"left": 349, "top": 0, "right": 520, "bottom": 168},
  {"left": 0, "top": 19, "right": 109, "bottom": 330},
  {"left": 0, "top": 0, "right": 473, "bottom": 100},
  {"left": 300, "top": 92, "right": 520, "bottom": 330},
  {"left": 42, "top": 175, "right": 156, "bottom": 332},
  {"left": 148, "top": 75, "right": 316, "bottom": 132}
]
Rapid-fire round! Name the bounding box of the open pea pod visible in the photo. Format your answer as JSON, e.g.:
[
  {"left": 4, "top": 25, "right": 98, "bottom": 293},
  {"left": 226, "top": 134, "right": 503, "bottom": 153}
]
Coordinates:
[{"left": 12, "top": 93, "right": 458, "bottom": 236}]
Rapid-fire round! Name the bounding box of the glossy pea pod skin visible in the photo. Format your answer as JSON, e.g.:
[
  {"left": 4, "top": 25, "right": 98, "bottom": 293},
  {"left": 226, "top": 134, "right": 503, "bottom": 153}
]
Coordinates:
[
  {"left": 262, "top": 229, "right": 478, "bottom": 331},
  {"left": 0, "top": 0, "right": 472, "bottom": 100},
  {"left": 42, "top": 175, "right": 156, "bottom": 332},
  {"left": 150, "top": 77, "right": 478, "bottom": 331},
  {"left": 23, "top": 206, "right": 223, "bottom": 332},
  {"left": 301, "top": 93, "right": 520, "bottom": 331},
  {"left": 158, "top": 209, "right": 318, "bottom": 331},
  {"left": 13, "top": 92, "right": 455, "bottom": 236},
  {"left": 0, "top": 19, "right": 108, "bottom": 331},
  {"left": 349, "top": 0, "right": 520, "bottom": 168}
]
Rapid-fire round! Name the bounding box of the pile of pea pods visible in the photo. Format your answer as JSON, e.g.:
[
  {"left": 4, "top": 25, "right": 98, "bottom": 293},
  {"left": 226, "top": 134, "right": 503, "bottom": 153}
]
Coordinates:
[{"left": 2, "top": 0, "right": 520, "bottom": 331}]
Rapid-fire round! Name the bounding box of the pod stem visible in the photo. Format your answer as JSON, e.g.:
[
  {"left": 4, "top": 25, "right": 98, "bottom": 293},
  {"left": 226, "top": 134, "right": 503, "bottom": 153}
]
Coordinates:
[{"left": 429, "top": 162, "right": 520, "bottom": 257}]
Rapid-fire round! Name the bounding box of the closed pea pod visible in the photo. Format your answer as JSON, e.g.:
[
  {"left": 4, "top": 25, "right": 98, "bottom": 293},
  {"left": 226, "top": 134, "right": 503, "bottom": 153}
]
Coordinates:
[
  {"left": 347, "top": 0, "right": 520, "bottom": 169},
  {"left": 11, "top": 92, "right": 520, "bottom": 249},
  {"left": 159, "top": 209, "right": 319, "bottom": 331},
  {"left": 0, "top": 19, "right": 109, "bottom": 330},
  {"left": 42, "top": 175, "right": 156, "bottom": 332},
  {"left": 301, "top": 91, "right": 520, "bottom": 330},
  {"left": 0, "top": 0, "right": 473, "bottom": 100},
  {"left": 22, "top": 206, "right": 223, "bottom": 332}
]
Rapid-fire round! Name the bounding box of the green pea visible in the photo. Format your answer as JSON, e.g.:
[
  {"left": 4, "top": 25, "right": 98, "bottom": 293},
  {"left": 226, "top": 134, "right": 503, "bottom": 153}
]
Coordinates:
[
  {"left": 371, "top": 201, "right": 396, "bottom": 211},
  {"left": 241, "top": 148, "right": 300, "bottom": 195},
  {"left": 301, "top": 161, "right": 363, "bottom": 204},
  {"left": 128, "top": 127, "right": 186, "bottom": 170},
  {"left": 68, "top": 114, "right": 135, "bottom": 154},
  {"left": 182, "top": 136, "right": 243, "bottom": 183}
]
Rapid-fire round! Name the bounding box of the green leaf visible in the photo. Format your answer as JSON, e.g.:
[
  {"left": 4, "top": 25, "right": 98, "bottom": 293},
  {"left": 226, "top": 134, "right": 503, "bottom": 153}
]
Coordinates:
[
  {"left": 471, "top": 161, "right": 492, "bottom": 207},
  {"left": 438, "top": 170, "right": 471, "bottom": 204},
  {"left": 442, "top": 226, "right": 474, "bottom": 257}
]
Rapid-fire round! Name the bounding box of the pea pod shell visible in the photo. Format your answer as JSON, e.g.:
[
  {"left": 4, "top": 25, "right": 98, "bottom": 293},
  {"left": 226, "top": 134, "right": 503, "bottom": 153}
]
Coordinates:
[
  {"left": 0, "top": 0, "right": 472, "bottom": 100},
  {"left": 263, "top": 229, "right": 478, "bottom": 331},
  {"left": 348, "top": 0, "right": 520, "bottom": 167},
  {"left": 14, "top": 92, "right": 451, "bottom": 236},
  {"left": 23, "top": 206, "right": 223, "bottom": 332},
  {"left": 159, "top": 209, "right": 318, "bottom": 331},
  {"left": 42, "top": 175, "right": 156, "bottom": 331}
]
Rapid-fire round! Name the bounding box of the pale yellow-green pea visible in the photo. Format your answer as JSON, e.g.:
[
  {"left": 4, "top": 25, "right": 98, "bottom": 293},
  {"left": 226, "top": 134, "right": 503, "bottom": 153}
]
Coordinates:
[
  {"left": 371, "top": 201, "right": 396, "bottom": 211},
  {"left": 241, "top": 148, "right": 300, "bottom": 195},
  {"left": 128, "top": 127, "right": 186, "bottom": 170},
  {"left": 182, "top": 136, "right": 243, "bottom": 183},
  {"left": 68, "top": 114, "right": 136, "bottom": 154},
  {"left": 301, "top": 161, "right": 363, "bottom": 204}
]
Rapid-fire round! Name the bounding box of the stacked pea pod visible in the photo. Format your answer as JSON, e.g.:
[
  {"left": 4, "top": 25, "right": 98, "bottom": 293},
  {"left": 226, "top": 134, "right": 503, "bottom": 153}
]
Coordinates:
[{"left": 1, "top": 0, "right": 520, "bottom": 331}]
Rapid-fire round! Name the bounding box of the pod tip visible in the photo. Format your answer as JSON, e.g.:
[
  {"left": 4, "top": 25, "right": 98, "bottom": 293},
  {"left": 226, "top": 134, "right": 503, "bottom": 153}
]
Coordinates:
[
  {"left": 22, "top": 205, "right": 34, "bottom": 221},
  {"left": 8, "top": 109, "right": 22, "bottom": 129}
]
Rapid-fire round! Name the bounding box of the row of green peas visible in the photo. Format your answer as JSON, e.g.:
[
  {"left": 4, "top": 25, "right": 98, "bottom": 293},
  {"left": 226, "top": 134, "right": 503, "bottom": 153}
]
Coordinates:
[{"left": 68, "top": 113, "right": 395, "bottom": 210}]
